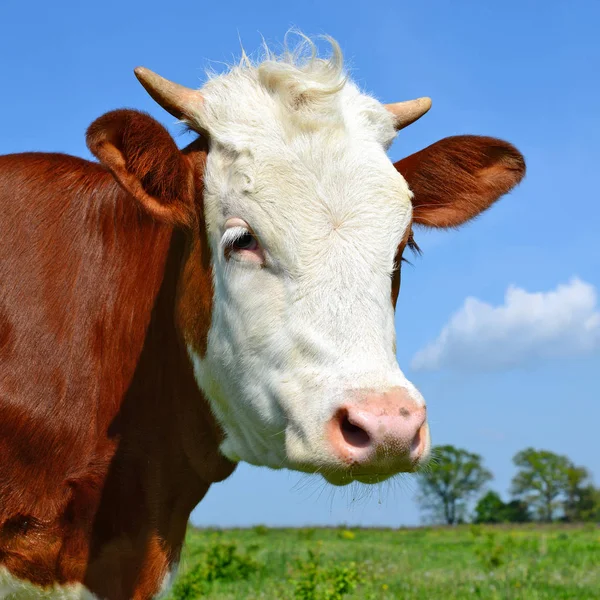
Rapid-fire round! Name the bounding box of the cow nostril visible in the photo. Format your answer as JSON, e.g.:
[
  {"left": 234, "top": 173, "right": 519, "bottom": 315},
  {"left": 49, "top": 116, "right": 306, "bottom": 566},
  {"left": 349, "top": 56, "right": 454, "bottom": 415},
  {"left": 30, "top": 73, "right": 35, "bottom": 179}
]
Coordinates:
[
  {"left": 411, "top": 426, "right": 422, "bottom": 453},
  {"left": 340, "top": 412, "right": 371, "bottom": 449},
  {"left": 410, "top": 423, "right": 427, "bottom": 460}
]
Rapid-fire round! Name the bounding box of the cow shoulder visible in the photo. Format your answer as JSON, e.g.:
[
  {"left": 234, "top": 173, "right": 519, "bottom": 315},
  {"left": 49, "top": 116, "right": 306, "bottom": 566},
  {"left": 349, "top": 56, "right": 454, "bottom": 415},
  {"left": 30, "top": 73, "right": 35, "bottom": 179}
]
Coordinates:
[{"left": 0, "top": 130, "right": 179, "bottom": 588}]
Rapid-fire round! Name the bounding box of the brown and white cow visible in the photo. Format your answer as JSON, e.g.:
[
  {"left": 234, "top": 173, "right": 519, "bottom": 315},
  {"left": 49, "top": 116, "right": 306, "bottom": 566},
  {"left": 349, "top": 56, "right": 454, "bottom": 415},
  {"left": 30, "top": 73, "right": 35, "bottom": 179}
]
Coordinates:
[{"left": 0, "top": 39, "right": 524, "bottom": 599}]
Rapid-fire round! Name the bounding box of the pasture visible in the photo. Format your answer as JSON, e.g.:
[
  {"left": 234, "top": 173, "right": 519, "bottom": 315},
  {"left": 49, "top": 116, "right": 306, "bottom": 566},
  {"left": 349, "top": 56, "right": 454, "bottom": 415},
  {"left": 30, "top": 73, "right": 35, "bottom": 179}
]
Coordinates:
[{"left": 165, "top": 524, "right": 600, "bottom": 599}]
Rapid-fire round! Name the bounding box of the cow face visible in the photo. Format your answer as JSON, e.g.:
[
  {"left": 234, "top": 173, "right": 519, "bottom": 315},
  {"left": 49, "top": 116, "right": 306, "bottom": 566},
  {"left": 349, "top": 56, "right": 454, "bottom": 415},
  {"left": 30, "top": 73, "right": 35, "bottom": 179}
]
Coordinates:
[
  {"left": 195, "top": 105, "right": 421, "bottom": 483},
  {"left": 89, "top": 38, "right": 524, "bottom": 486}
]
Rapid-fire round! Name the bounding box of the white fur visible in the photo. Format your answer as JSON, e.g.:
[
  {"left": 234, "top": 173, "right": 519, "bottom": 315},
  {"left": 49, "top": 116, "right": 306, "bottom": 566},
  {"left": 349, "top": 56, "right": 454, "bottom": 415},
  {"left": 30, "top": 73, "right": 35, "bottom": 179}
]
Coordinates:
[
  {"left": 0, "top": 564, "right": 177, "bottom": 600},
  {"left": 0, "top": 568, "right": 101, "bottom": 600},
  {"left": 154, "top": 563, "right": 178, "bottom": 599},
  {"left": 186, "top": 36, "right": 425, "bottom": 483}
]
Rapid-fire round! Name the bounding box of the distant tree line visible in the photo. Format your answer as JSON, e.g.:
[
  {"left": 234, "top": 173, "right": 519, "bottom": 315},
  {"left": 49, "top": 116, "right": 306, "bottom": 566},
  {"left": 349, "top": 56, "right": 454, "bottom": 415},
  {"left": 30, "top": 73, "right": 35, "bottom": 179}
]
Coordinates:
[{"left": 417, "top": 445, "right": 600, "bottom": 525}]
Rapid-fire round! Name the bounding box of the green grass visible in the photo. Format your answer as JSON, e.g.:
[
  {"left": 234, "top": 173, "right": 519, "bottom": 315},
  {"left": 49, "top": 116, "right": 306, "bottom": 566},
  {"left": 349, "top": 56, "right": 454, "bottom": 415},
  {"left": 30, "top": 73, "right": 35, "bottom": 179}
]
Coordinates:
[{"left": 164, "top": 524, "right": 600, "bottom": 599}]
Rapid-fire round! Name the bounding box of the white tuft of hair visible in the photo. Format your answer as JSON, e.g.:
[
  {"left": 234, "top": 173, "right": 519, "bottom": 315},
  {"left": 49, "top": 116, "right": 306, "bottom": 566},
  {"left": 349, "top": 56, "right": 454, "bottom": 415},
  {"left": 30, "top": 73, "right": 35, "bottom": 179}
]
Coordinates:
[
  {"left": 255, "top": 32, "right": 347, "bottom": 111},
  {"left": 195, "top": 31, "right": 396, "bottom": 152}
]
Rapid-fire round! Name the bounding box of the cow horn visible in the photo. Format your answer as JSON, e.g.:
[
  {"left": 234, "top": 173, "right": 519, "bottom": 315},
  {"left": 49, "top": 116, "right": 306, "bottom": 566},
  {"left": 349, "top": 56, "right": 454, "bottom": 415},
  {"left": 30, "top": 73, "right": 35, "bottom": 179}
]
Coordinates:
[
  {"left": 134, "top": 67, "right": 203, "bottom": 122},
  {"left": 385, "top": 97, "right": 432, "bottom": 131}
]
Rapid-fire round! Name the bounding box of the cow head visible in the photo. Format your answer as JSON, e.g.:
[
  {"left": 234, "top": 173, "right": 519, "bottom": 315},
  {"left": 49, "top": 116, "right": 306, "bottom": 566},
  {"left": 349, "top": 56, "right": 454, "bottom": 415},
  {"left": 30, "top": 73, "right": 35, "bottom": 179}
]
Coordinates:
[{"left": 87, "top": 39, "right": 524, "bottom": 486}]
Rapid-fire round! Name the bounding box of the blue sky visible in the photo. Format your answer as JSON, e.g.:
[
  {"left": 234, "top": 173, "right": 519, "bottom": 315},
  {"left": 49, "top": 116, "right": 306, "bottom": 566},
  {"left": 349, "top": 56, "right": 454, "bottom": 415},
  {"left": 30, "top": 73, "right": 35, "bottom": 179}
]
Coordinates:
[{"left": 2, "top": 1, "right": 598, "bottom": 526}]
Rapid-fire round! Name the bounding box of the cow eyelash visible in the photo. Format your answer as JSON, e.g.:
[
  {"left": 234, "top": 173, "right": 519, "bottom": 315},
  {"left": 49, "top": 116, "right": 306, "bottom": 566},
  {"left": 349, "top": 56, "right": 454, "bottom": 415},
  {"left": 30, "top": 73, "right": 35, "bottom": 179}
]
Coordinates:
[
  {"left": 221, "top": 226, "right": 250, "bottom": 249},
  {"left": 221, "top": 227, "right": 260, "bottom": 255},
  {"left": 402, "top": 234, "right": 422, "bottom": 265},
  {"left": 407, "top": 234, "right": 421, "bottom": 256}
]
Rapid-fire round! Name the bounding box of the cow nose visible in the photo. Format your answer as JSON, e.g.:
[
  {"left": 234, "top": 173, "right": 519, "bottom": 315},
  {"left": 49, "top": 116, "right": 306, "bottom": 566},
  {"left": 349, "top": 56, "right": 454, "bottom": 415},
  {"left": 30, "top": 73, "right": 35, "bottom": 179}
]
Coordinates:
[{"left": 327, "top": 388, "right": 428, "bottom": 467}]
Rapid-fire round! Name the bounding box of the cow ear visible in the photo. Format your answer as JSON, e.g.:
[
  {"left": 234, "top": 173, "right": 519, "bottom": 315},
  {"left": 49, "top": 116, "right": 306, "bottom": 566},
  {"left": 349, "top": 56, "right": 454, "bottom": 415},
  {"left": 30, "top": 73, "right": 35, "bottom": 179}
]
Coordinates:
[
  {"left": 87, "top": 109, "right": 194, "bottom": 226},
  {"left": 394, "top": 135, "right": 525, "bottom": 228}
]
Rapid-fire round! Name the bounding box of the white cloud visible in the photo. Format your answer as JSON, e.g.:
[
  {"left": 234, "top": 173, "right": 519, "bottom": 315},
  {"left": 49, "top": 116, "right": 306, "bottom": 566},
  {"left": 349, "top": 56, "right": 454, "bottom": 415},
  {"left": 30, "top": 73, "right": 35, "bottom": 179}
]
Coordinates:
[{"left": 411, "top": 278, "right": 600, "bottom": 372}]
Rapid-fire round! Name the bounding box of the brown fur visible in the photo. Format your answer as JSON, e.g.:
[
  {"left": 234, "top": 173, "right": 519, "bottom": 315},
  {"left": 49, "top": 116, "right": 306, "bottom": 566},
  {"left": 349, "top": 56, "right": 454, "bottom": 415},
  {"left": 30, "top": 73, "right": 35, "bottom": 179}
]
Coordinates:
[
  {"left": 395, "top": 135, "right": 526, "bottom": 228},
  {"left": 391, "top": 230, "right": 411, "bottom": 308},
  {"left": 87, "top": 110, "right": 196, "bottom": 227},
  {"left": 0, "top": 109, "right": 523, "bottom": 599},
  {"left": 0, "top": 112, "right": 233, "bottom": 599}
]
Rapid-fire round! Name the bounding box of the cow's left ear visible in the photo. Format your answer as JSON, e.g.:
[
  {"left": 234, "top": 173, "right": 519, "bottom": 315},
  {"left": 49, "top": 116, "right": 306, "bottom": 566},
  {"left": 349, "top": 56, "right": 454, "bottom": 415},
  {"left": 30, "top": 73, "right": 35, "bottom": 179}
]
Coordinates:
[
  {"left": 394, "top": 135, "right": 525, "bottom": 228},
  {"left": 87, "top": 109, "right": 194, "bottom": 226}
]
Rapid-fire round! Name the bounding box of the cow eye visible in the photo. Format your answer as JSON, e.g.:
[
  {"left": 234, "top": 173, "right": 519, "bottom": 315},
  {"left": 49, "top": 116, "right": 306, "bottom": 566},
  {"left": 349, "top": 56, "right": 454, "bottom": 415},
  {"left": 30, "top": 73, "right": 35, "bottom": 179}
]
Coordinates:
[
  {"left": 232, "top": 231, "right": 258, "bottom": 251},
  {"left": 221, "top": 221, "right": 264, "bottom": 264}
]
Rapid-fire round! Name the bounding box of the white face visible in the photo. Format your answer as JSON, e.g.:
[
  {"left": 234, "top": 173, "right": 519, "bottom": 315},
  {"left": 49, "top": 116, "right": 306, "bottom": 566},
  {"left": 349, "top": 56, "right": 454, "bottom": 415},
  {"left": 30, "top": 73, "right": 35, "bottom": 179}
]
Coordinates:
[{"left": 187, "top": 54, "right": 430, "bottom": 484}]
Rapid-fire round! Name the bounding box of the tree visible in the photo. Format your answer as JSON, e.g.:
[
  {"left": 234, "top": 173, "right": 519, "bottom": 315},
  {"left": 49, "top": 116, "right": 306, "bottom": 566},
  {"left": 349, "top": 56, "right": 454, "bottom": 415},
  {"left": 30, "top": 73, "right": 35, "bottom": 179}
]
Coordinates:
[
  {"left": 502, "top": 499, "right": 531, "bottom": 523},
  {"left": 510, "top": 448, "right": 571, "bottom": 522},
  {"left": 474, "top": 491, "right": 506, "bottom": 524},
  {"left": 474, "top": 491, "right": 531, "bottom": 524},
  {"left": 575, "top": 485, "right": 600, "bottom": 522},
  {"left": 417, "top": 445, "right": 492, "bottom": 525},
  {"left": 563, "top": 465, "right": 592, "bottom": 522}
]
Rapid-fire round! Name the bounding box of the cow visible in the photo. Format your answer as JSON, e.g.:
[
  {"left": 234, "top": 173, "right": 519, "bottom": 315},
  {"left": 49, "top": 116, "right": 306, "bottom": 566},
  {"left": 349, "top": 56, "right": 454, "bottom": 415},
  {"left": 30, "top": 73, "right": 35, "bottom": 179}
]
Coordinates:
[{"left": 0, "top": 38, "right": 525, "bottom": 599}]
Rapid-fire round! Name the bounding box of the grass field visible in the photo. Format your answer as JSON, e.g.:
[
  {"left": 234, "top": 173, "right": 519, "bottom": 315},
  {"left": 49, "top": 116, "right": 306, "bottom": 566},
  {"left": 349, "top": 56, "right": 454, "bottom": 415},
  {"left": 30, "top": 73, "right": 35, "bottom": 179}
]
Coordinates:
[{"left": 164, "top": 523, "right": 600, "bottom": 599}]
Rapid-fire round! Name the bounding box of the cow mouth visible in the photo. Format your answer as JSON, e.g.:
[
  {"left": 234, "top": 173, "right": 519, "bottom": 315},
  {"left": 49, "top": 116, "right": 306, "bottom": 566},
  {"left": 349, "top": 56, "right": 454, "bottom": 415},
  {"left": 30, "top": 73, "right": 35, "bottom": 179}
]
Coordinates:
[
  {"left": 320, "top": 468, "right": 413, "bottom": 486},
  {"left": 315, "top": 449, "right": 424, "bottom": 486},
  {"left": 284, "top": 449, "right": 424, "bottom": 486}
]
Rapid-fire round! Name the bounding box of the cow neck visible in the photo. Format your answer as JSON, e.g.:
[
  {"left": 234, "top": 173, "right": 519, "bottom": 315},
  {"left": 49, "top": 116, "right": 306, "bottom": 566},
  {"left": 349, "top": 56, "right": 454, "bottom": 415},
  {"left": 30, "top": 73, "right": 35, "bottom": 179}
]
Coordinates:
[
  {"left": 0, "top": 152, "right": 233, "bottom": 600},
  {"left": 1, "top": 158, "right": 176, "bottom": 598},
  {"left": 82, "top": 227, "right": 235, "bottom": 600}
]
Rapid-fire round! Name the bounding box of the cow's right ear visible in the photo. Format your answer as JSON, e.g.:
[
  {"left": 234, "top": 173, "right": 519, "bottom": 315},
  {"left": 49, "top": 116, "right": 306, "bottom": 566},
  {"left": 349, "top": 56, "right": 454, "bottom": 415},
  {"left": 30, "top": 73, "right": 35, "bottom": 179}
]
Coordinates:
[{"left": 87, "top": 109, "right": 194, "bottom": 226}]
